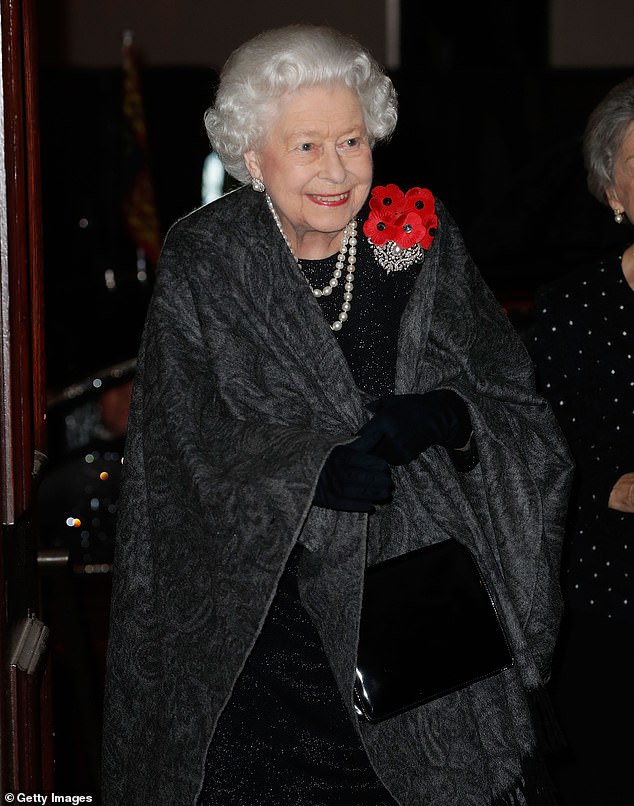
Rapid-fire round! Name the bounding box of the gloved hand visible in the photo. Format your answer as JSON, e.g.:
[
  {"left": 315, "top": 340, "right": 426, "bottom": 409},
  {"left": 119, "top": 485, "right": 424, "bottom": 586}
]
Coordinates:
[
  {"left": 356, "top": 389, "right": 472, "bottom": 466},
  {"left": 313, "top": 438, "right": 394, "bottom": 513}
]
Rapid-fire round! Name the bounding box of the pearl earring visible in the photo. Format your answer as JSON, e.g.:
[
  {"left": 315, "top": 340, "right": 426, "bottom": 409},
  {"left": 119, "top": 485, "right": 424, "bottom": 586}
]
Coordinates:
[
  {"left": 251, "top": 177, "right": 265, "bottom": 193},
  {"left": 614, "top": 209, "right": 624, "bottom": 224}
]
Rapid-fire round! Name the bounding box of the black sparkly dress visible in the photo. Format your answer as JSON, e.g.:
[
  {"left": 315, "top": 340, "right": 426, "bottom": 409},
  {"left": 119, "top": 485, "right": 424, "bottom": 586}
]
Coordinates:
[
  {"left": 530, "top": 251, "right": 634, "bottom": 805},
  {"left": 197, "top": 225, "right": 420, "bottom": 805}
]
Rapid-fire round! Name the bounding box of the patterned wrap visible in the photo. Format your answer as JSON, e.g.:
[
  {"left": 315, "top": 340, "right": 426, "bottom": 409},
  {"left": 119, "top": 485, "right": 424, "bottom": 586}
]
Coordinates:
[{"left": 102, "top": 186, "right": 573, "bottom": 805}]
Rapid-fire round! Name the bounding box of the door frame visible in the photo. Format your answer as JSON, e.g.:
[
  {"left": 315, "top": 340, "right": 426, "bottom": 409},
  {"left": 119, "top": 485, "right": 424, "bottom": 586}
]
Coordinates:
[{"left": 0, "top": 0, "right": 52, "bottom": 795}]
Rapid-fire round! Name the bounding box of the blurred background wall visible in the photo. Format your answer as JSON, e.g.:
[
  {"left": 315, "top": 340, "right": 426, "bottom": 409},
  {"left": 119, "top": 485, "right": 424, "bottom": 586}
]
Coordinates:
[{"left": 36, "top": 0, "right": 634, "bottom": 70}]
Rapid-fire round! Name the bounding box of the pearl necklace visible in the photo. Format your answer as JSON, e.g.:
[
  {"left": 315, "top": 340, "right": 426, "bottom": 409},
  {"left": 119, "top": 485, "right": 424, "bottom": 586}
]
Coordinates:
[{"left": 265, "top": 194, "right": 357, "bottom": 331}]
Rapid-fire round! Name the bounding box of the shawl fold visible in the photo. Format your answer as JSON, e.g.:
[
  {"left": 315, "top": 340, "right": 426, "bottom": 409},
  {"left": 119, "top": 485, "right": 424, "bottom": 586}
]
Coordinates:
[{"left": 102, "top": 186, "right": 573, "bottom": 805}]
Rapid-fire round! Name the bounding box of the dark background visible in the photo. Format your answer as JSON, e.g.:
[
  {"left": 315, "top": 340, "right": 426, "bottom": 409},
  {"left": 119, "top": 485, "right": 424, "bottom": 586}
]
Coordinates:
[{"left": 34, "top": 1, "right": 633, "bottom": 800}]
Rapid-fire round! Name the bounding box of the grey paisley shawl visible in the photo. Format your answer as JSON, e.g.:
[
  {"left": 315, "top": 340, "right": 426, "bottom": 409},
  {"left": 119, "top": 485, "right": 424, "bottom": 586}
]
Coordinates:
[{"left": 102, "top": 185, "right": 573, "bottom": 805}]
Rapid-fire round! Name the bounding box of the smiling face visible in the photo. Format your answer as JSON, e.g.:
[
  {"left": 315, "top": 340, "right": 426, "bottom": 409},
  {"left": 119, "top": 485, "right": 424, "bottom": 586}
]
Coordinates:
[
  {"left": 606, "top": 121, "right": 634, "bottom": 223},
  {"left": 244, "top": 85, "right": 373, "bottom": 259}
]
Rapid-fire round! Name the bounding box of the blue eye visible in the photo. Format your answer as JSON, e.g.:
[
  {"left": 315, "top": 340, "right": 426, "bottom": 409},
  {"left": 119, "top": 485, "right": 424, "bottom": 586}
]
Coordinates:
[
  {"left": 339, "top": 138, "right": 360, "bottom": 150},
  {"left": 299, "top": 143, "right": 313, "bottom": 152}
]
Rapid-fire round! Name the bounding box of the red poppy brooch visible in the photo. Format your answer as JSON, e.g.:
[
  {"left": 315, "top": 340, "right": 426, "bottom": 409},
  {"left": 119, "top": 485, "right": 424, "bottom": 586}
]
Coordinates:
[{"left": 363, "top": 184, "right": 437, "bottom": 273}]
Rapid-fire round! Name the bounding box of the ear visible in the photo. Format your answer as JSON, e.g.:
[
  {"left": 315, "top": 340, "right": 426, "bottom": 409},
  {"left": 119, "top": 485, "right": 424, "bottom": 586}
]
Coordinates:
[
  {"left": 244, "top": 150, "right": 262, "bottom": 181},
  {"left": 605, "top": 185, "right": 622, "bottom": 212}
]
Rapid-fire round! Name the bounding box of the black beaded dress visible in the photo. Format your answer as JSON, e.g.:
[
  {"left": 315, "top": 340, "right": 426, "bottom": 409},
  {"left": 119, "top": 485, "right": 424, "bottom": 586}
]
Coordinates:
[
  {"left": 530, "top": 250, "right": 634, "bottom": 805},
  {"left": 197, "top": 223, "right": 420, "bottom": 805}
]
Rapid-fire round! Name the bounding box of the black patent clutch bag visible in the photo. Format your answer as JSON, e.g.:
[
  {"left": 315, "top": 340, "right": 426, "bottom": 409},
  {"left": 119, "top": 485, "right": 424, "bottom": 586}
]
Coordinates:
[{"left": 354, "top": 538, "right": 513, "bottom": 723}]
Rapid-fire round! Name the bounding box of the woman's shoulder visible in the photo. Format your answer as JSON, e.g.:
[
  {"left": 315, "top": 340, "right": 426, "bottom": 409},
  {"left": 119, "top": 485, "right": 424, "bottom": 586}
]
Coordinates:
[
  {"left": 168, "top": 185, "right": 258, "bottom": 236},
  {"left": 535, "top": 250, "right": 621, "bottom": 309},
  {"left": 156, "top": 186, "right": 272, "bottom": 284}
]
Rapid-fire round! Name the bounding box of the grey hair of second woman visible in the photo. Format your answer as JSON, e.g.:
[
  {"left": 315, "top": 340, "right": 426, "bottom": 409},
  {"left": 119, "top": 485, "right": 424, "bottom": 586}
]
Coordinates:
[
  {"left": 203, "top": 24, "right": 398, "bottom": 185},
  {"left": 583, "top": 75, "right": 634, "bottom": 204}
]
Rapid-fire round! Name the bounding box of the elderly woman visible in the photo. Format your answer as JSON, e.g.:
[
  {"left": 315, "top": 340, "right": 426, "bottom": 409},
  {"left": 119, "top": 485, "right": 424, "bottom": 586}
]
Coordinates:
[
  {"left": 530, "top": 76, "right": 634, "bottom": 806},
  {"left": 102, "top": 25, "right": 572, "bottom": 806}
]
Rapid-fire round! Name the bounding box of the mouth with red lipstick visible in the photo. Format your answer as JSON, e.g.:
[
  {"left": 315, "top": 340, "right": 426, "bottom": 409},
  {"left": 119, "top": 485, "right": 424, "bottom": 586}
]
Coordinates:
[{"left": 308, "top": 191, "right": 351, "bottom": 207}]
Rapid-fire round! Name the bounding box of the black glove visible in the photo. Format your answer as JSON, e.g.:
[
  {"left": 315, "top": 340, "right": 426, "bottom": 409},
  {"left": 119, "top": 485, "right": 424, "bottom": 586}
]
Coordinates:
[
  {"left": 313, "top": 438, "right": 394, "bottom": 513},
  {"left": 355, "top": 389, "right": 472, "bottom": 466}
]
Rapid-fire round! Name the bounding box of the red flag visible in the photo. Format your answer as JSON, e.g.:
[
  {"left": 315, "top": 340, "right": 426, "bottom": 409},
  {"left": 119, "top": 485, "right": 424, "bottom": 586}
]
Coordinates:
[{"left": 121, "top": 30, "right": 162, "bottom": 267}]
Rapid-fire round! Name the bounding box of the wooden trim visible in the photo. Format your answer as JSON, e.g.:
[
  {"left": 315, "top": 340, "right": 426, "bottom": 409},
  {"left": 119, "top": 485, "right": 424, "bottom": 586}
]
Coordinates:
[
  {"left": 21, "top": 0, "right": 44, "bottom": 456},
  {"left": 0, "top": 0, "right": 43, "bottom": 525},
  {"left": 0, "top": 0, "right": 51, "bottom": 795},
  {"left": 0, "top": 0, "right": 17, "bottom": 526}
]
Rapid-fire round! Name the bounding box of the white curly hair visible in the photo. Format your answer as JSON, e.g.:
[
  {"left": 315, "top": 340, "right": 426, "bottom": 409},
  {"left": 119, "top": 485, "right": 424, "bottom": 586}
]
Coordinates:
[{"left": 203, "top": 24, "right": 398, "bottom": 185}]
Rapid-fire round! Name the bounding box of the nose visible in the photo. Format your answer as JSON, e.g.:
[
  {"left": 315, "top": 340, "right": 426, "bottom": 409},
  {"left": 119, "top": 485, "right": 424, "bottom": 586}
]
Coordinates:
[{"left": 319, "top": 145, "right": 347, "bottom": 184}]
